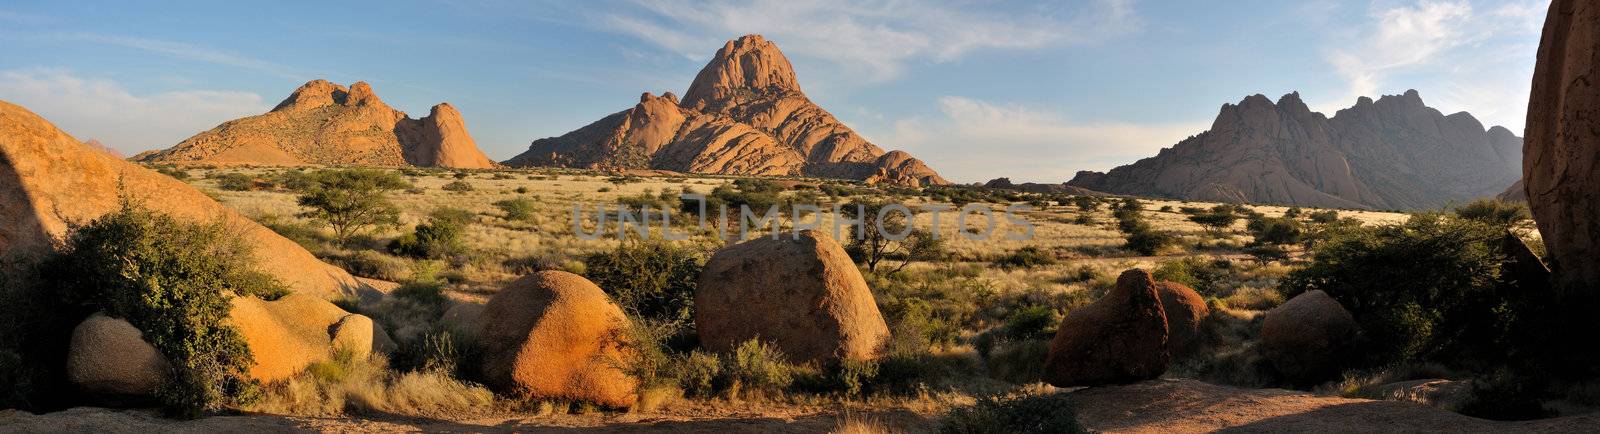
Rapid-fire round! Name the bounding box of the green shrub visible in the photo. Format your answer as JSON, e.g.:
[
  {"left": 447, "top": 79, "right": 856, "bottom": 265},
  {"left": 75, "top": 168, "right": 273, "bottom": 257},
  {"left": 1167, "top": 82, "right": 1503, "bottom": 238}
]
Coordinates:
[
  {"left": 40, "top": 200, "right": 276, "bottom": 417},
  {"left": 582, "top": 241, "right": 703, "bottom": 342},
  {"left": 1308, "top": 209, "right": 1339, "bottom": 224},
  {"left": 493, "top": 197, "right": 537, "bottom": 222},
  {"left": 723, "top": 339, "right": 794, "bottom": 399},
  {"left": 941, "top": 392, "right": 1086, "bottom": 434},
  {"left": 1153, "top": 257, "right": 1232, "bottom": 296},
  {"left": 441, "top": 180, "right": 473, "bottom": 192},
  {"left": 213, "top": 172, "right": 255, "bottom": 191},
  {"left": 1454, "top": 199, "right": 1531, "bottom": 230},
  {"left": 156, "top": 166, "right": 191, "bottom": 180},
  {"left": 389, "top": 208, "right": 473, "bottom": 260},
  {"left": 672, "top": 351, "right": 723, "bottom": 398},
  {"left": 992, "top": 246, "right": 1057, "bottom": 270},
  {"left": 1247, "top": 216, "right": 1303, "bottom": 245},
  {"left": 1123, "top": 222, "right": 1176, "bottom": 255},
  {"left": 1280, "top": 213, "right": 1528, "bottom": 370}
]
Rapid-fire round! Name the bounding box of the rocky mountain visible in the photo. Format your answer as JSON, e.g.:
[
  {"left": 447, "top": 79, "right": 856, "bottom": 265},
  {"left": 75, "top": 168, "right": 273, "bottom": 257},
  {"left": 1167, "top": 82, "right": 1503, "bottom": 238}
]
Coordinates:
[
  {"left": 137, "top": 80, "right": 495, "bottom": 169},
  {"left": 0, "top": 99, "right": 371, "bottom": 301},
  {"left": 1067, "top": 91, "right": 1522, "bottom": 210},
  {"left": 504, "top": 35, "right": 947, "bottom": 187}
]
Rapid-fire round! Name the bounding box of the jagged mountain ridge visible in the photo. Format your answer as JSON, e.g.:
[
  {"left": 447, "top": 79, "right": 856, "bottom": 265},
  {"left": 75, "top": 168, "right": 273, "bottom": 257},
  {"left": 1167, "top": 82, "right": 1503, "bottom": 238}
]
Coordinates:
[
  {"left": 137, "top": 80, "right": 495, "bottom": 168},
  {"left": 504, "top": 35, "right": 947, "bottom": 187},
  {"left": 1068, "top": 90, "right": 1521, "bottom": 210}
]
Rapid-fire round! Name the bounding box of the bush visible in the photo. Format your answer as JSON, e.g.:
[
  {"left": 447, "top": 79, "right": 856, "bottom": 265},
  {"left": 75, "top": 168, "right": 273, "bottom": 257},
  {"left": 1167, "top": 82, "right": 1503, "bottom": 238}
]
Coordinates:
[
  {"left": 1280, "top": 213, "right": 1529, "bottom": 370},
  {"left": 992, "top": 246, "right": 1057, "bottom": 270},
  {"left": 672, "top": 351, "right": 723, "bottom": 398},
  {"left": 1248, "top": 216, "right": 1303, "bottom": 245},
  {"left": 1124, "top": 223, "right": 1176, "bottom": 255},
  {"left": 1153, "top": 257, "right": 1233, "bottom": 296},
  {"left": 214, "top": 172, "right": 256, "bottom": 191},
  {"left": 723, "top": 339, "right": 794, "bottom": 399},
  {"left": 1454, "top": 199, "right": 1531, "bottom": 230},
  {"left": 390, "top": 208, "right": 474, "bottom": 260},
  {"left": 493, "top": 197, "right": 537, "bottom": 222},
  {"left": 582, "top": 241, "right": 703, "bottom": 342},
  {"left": 441, "top": 180, "right": 473, "bottom": 192},
  {"left": 40, "top": 200, "right": 279, "bottom": 417},
  {"left": 941, "top": 392, "right": 1086, "bottom": 434}
]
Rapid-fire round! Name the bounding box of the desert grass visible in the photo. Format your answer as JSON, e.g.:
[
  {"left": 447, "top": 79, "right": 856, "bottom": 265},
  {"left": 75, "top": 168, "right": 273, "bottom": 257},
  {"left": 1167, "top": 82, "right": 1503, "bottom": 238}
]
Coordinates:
[
  {"left": 166, "top": 165, "right": 1421, "bottom": 421},
  {"left": 249, "top": 350, "right": 496, "bottom": 418}
]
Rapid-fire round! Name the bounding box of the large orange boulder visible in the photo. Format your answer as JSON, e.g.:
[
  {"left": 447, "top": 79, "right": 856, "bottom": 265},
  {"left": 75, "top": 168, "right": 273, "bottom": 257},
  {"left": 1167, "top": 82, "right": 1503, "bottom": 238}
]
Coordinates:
[
  {"left": 0, "top": 100, "right": 371, "bottom": 301},
  {"left": 1044, "top": 270, "right": 1170, "bottom": 387},
  {"left": 1156, "top": 281, "right": 1210, "bottom": 357},
  {"left": 1524, "top": 0, "right": 1600, "bottom": 295},
  {"left": 475, "top": 271, "right": 638, "bottom": 408},
  {"left": 1261, "top": 290, "right": 1357, "bottom": 383},
  {"left": 66, "top": 314, "right": 171, "bottom": 397},
  {"left": 228, "top": 294, "right": 385, "bottom": 382},
  {"left": 695, "top": 230, "right": 890, "bottom": 364}
]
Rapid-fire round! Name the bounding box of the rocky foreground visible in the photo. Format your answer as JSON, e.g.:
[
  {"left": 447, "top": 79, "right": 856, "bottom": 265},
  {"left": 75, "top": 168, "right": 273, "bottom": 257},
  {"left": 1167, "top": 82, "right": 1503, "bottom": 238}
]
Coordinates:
[{"left": 8, "top": 379, "right": 1598, "bottom": 433}]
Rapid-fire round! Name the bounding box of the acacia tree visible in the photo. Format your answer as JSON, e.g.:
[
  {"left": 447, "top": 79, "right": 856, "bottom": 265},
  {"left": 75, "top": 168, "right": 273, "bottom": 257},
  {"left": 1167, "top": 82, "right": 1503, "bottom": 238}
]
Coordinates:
[
  {"left": 1188, "top": 205, "right": 1240, "bottom": 238},
  {"left": 294, "top": 169, "right": 409, "bottom": 245},
  {"left": 843, "top": 199, "right": 946, "bottom": 274}
]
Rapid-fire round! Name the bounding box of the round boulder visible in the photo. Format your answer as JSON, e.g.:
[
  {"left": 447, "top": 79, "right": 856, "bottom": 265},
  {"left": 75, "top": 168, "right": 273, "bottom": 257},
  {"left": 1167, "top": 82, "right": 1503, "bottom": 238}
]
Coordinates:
[
  {"left": 1261, "top": 290, "right": 1357, "bottom": 383},
  {"left": 67, "top": 314, "right": 171, "bottom": 396},
  {"left": 1156, "top": 281, "right": 1210, "bottom": 357},
  {"left": 476, "top": 271, "right": 638, "bottom": 408},
  {"left": 228, "top": 293, "right": 380, "bottom": 382},
  {"left": 695, "top": 230, "right": 890, "bottom": 364},
  {"left": 1044, "top": 269, "right": 1171, "bottom": 387}
]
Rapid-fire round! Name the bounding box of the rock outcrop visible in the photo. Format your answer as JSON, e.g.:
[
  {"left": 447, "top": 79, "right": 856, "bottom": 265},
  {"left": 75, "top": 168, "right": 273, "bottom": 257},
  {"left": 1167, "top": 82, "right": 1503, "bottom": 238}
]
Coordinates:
[
  {"left": 136, "top": 80, "right": 495, "bottom": 169},
  {"left": 66, "top": 314, "right": 171, "bottom": 397},
  {"left": 1261, "top": 290, "right": 1357, "bottom": 384},
  {"left": 505, "top": 35, "right": 947, "bottom": 187},
  {"left": 1155, "top": 281, "right": 1209, "bottom": 357},
  {"left": 1525, "top": 0, "right": 1600, "bottom": 295},
  {"left": 0, "top": 100, "right": 370, "bottom": 301},
  {"left": 228, "top": 294, "right": 386, "bottom": 382},
  {"left": 695, "top": 230, "right": 890, "bottom": 364},
  {"left": 1044, "top": 270, "right": 1170, "bottom": 387},
  {"left": 1068, "top": 91, "right": 1522, "bottom": 210},
  {"left": 476, "top": 271, "right": 638, "bottom": 408}
]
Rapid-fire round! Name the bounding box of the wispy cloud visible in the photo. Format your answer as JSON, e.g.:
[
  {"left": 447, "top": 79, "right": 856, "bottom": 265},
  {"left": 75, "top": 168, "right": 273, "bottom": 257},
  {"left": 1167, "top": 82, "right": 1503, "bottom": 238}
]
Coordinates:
[
  {"left": 59, "top": 33, "right": 304, "bottom": 80},
  {"left": 0, "top": 69, "right": 268, "bottom": 153},
  {"left": 0, "top": 8, "right": 52, "bottom": 25},
  {"left": 590, "top": 0, "right": 1143, "bottom": 81},
  {"left": 870, "top": 96, "right": 1207, "bottom": 183},
  {"left": 1318, "top": 0, "right": 1544, "bottom": 132}
]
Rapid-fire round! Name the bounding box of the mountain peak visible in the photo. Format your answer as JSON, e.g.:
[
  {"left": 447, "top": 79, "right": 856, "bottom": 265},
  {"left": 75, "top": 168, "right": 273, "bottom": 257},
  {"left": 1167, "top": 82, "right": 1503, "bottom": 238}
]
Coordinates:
[{"left": 681, "top": 34, "right": 802, "bottom": 111}]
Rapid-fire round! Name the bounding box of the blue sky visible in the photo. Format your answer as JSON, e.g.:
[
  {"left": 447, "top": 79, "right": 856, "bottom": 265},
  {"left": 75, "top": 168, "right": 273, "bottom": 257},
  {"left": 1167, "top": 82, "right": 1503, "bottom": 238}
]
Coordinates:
[{"left": 0, "top": 0, "right": 1548, "bottom": 183}]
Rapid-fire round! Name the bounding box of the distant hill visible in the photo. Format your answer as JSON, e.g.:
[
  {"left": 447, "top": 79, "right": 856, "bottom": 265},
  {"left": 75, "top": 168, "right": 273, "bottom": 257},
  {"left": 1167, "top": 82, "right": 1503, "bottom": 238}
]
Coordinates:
[
  {"left": 137, "top": 80, "right": 495, "bottom": 168},
  {"left": 504, "top": 35, "right": 947, "bottom": 187},
  {"left": 1067, "top": 91, "right": 1521, "bottom": 210}
]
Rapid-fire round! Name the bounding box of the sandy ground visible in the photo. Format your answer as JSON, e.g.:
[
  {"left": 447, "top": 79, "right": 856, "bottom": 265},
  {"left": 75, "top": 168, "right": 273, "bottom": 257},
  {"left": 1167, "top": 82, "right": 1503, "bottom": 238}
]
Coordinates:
[
  {"left": 10, "top": 379, "right": 1599, "bottom": 433},
  {"left": 1066, "top": 379, "right": 1598, "bottom": 433}
]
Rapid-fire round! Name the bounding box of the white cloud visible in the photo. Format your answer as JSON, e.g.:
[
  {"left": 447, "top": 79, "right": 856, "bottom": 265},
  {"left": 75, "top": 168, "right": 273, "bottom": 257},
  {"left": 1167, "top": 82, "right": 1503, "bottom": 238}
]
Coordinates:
[
  {"left": 869, "top": 96, "right": 1207, "bottom": 183},
  {"left": 60, "top": 33, "right": 304, "bottom": 80},
  {"left": 592, "top": 0, "right": 1142, "bottom": 81},
  {"left": 1317, "top": 0, "right": 1544, "bottom": 132},
  {"left": 0, "top": 69, "right": 268, "bottom": 154}
]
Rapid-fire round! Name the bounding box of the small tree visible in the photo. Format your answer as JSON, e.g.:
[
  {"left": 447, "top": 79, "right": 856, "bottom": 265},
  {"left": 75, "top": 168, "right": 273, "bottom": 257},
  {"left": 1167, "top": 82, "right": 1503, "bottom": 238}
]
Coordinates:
[
  {"left": 1188, "top": 205, "right": 1239, "bottom": 237},
  {"left": 293, "top": 169, "right": 409, "bottom": 245},
  {"left": 842, "top": 200, "right": 946, "bottom": 274}
]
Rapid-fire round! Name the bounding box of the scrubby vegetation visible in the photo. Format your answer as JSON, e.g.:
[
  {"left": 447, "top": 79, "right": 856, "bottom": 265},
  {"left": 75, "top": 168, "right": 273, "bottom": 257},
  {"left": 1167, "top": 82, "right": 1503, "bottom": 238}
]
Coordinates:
[
  {"left": 29, "top": 165, "right": 1588, "bottom": 429},
  {"left": 41, "top": 200, "right": 281, "bottom": 417}
]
